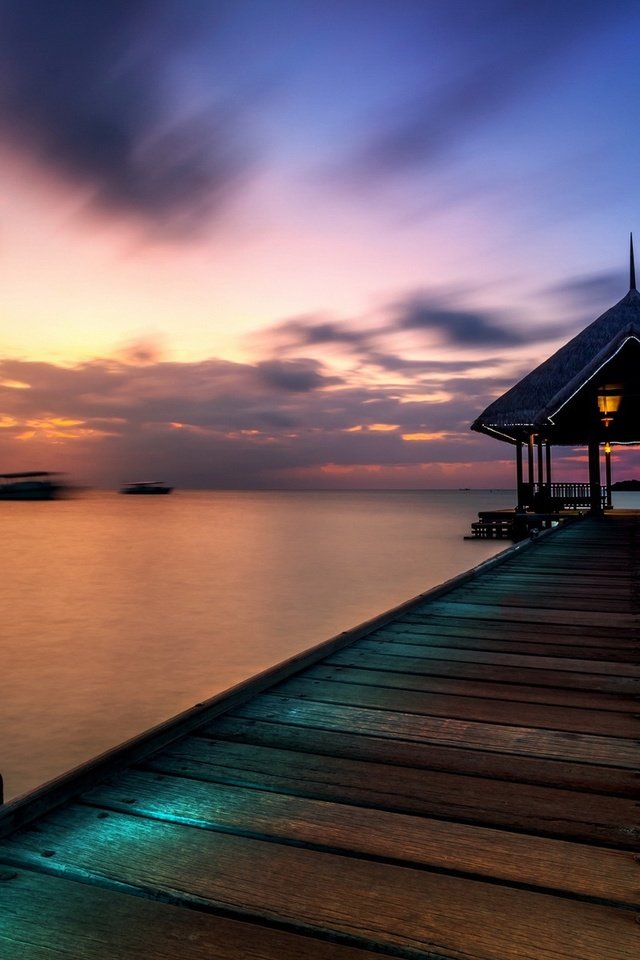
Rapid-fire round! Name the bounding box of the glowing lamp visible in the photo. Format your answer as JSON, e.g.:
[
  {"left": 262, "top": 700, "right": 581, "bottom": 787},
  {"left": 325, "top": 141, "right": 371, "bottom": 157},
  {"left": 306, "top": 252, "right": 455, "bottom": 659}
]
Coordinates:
[{"left": 598, "top": 385, "right": 622, "bottom": 428}]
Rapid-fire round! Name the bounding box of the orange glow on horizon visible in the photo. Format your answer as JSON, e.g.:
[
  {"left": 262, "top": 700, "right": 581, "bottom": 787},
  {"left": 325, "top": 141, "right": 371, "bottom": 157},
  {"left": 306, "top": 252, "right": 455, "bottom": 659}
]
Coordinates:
[
  {"left": 13, "top": 417, "right": 119, "bottom": 441},
  {"left": 320, "top": 464, "right": 355, "bottom": 474},
  {"left": 401, "top": 432, "right": 447, "bottom": 442},
  {"left": 270, "top": 457, "right": 519, "bottom": 488},
  {"left": 0, "top": 378, "right": 31, "bottom": 390}
]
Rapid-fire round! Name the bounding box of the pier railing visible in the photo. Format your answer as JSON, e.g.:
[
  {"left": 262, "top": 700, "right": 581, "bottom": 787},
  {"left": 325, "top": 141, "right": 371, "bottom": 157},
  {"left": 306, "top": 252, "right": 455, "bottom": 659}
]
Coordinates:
[
  {"left": 523, "top": 482, "right": 606, "bottom": 511},
  {"left": 471, "top": 481, "right": 605, "bottom": 539}
]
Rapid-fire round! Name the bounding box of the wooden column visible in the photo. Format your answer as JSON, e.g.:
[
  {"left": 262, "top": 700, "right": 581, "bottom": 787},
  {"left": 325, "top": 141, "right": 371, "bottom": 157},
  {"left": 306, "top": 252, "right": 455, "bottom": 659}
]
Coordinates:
[
  {"left": 587, "top": 434, "right": 602, "bottom": 514},
  {"left": 604, "top": 442, "right": 612, "bottom": 509},
  {"left": 546, "top": 443, "right": 552, "bottom": 491},
  {"left": 527, "top": 434, "right": 535, "bottom": 492},
  {"left": 537, "top": 438, "right": 544, "bottom": 488},
  {"left": 515, "top": 442, "right": 524, "bottom": 510}
]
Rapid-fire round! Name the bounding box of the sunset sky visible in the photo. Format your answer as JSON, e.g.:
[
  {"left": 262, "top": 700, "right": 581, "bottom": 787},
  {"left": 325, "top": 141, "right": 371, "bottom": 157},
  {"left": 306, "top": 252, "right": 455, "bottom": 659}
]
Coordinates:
[{"left": 1, "top": 0, "right": 640, "bottom": 489}]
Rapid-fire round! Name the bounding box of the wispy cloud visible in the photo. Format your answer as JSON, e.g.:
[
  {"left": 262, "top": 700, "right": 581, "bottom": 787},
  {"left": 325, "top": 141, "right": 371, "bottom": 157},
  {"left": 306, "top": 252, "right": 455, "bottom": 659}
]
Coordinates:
[
  {"left": 395, "top": 297, "right": 524, "bottom": 348},
  {"left": 544, "top": 271, "right": 628, "bottom": 313},
  {"left": 263, "top": 288, "right": 567, "bottom": 359},
  {"left": 0, "top": 270, "right": 629, "bottom": 487},
  {"left": 0, "top": 349, "right": 502, "bottom": 488},
  {"left": 393, "top": 293, "right": 571, "bottom": 348},
  {"left": 341, "top": 1, "right": 628, "bottom": 184},
  {"left": 0, "top": 0, "right": 256, "bottom": 234}
]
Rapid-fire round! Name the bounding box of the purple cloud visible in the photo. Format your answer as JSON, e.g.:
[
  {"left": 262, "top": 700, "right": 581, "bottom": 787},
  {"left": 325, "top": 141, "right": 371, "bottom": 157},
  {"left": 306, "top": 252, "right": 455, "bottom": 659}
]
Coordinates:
[
  {"left": 0, "top": 351, "right": 502, "bottom": 487},
  {"left": 0, "top": 0, "right": 255, "bottom": 234}
]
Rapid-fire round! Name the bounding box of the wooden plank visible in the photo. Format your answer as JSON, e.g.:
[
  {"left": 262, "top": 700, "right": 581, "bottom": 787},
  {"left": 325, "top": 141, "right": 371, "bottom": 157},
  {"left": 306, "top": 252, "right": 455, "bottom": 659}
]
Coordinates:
[
  {"left": 302, "top": 663, "right": 640, "bottom": 714},
  {"left": 422, "top": 599, "right": 639, "bottom": 627},
  {"left": 398, "top": 608, "right": 639, "bottom": 635},
  {"left": 447, "top": 591, "right": 633, "bottom": 615},
  {"left": 81, "top": 769, "right": 640, "bottom": 903},
  {"left": 434, "top": 591, "right": 632, "bottom": 615},
  {"left": 470, "top": 561, "right": 633, "bottom": 579},
  {"left": 477, "top": 571, "right": 635, "bottom": 590},
  {"left": 512, "top": 544, "right": 635, "bottom": 555},
  {"left": 272, "top": 676, "right": 640, "bottom": 737},
  {"left": 336, "top": 638, "right": 640, "bottom": 678},
  {"left": 392, "top": 615, "right": 638, "bottom": 646},
  {"left": 327, "top": 647, "right": 640, "bottom": 694},
  {"left": 489, "top": 565, "right": 637, "bottom": 579},
  {"left": 509, "top": 561, "right": 636, "bottom": 575},
  {"left": 368, "top": 626, "right": 640, "bottom": 662},
  {"left": 1, "top": 807, "right": 638, "bottom": 960},
  {"left": 392, "top": 614, "right": 639, "bottom": 653},
  {"left": 0, "top": 867, "right": 380, "bottom": 960},
  {"left": 210, "top": 716, "right": 640, "bottom": 796},
  {"left": 142, "top": 737, "right": 640, "bottom": 848},
  {"left": 232, "top": 695, "right": 640, "bottom": 767},
  {"left": 323, "top": 640, "right": 640, "bottom": 697},
  {"left": 459, "top": 581, "right": 633, "bottom": 601}
]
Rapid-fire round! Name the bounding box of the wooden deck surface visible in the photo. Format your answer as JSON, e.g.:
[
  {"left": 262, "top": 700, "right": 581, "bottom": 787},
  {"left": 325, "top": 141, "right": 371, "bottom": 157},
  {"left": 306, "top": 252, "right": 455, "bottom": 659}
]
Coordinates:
[{"left": 1, "top": 514, "right": 639, "bottom": 959}]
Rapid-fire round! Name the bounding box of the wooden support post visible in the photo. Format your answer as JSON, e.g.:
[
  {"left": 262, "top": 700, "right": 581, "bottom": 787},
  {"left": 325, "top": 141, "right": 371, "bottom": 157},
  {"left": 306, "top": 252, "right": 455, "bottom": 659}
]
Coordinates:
[
  {"left": 515, "top": 441, "right": 524, "bottom": 510},
  {"left": 604, "top": 442, "right": 612, "bottom": 509},
  {"left": 537, "top": 437, "right": 544, "bottom": 488},
  {"left": 546, "top": 443, "right": 552, "bottom": 490},
  {"left": 587, "top": 435, "right": 602, "bottom": 514},
  {"left": 527, "top": 434, "right": 535, "bottom": 491}
]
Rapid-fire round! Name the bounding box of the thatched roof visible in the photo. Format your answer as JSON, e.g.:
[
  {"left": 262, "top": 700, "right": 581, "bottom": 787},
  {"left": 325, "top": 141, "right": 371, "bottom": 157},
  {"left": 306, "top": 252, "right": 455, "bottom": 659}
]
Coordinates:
[{"left": 471, "top": 287, "right": 640, "bottom": 444}]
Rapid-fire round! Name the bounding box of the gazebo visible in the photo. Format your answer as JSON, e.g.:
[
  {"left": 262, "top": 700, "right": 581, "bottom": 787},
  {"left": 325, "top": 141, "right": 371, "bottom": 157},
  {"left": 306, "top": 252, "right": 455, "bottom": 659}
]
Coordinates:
[{"left": 471, "top": 237, "right": 640, "bottom": 516}]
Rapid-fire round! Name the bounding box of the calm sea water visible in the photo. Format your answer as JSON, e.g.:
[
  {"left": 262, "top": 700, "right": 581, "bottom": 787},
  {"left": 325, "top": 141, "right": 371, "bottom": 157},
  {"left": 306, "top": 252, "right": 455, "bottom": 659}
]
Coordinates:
[{"left": 1, "top": 489, "right": 512, "bottom": 801}]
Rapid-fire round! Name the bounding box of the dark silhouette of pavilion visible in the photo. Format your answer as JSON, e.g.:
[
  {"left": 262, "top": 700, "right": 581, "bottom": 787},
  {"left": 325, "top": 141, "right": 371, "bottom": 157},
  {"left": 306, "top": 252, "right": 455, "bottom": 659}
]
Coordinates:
[{"left": 472, "top": 236, "right": 640, "bottom": 515}]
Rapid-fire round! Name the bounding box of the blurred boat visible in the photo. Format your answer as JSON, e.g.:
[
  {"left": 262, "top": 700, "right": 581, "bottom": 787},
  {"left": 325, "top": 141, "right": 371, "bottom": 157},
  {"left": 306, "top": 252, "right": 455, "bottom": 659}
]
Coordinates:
[
  {"left": 0, "top": 471, "right": 63, "bottom": 500},
  {"left": 119, "top": 480, "right": 173, "bottom": 495}
]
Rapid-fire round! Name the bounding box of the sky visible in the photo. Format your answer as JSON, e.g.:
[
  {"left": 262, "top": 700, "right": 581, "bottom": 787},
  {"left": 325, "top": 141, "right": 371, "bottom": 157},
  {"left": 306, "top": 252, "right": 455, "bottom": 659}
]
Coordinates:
[{"left": 1, "top": 0, "right": 640, "bottom": 489}]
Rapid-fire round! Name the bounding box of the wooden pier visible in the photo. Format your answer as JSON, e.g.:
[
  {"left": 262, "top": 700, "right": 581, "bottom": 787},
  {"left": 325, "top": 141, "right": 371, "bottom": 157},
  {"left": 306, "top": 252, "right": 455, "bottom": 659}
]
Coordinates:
[{"left": 1, "top": 514, "right": 639, "bottom": 959}]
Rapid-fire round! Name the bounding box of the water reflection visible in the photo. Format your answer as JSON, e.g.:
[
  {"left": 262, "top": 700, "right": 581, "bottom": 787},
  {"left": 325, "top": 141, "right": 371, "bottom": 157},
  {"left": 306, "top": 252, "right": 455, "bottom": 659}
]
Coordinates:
[{"left": 0, "top": 489, "right": 507, "bottom": 800}]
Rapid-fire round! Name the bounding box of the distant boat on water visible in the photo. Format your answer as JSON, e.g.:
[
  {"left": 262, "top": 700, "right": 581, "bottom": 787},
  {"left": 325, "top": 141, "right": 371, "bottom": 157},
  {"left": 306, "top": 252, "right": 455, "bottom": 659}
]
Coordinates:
[
  {"left": 0, "top": 471, "right": 63, "bottom": 500},
  {"left": 119, "top": 480, "right": 173, "bottom": 495}
]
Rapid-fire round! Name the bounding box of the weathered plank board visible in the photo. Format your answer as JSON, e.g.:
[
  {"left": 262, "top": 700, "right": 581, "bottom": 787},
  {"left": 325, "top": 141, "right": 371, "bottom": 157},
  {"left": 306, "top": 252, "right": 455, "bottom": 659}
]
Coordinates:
[
  {"left": 142, "top": 737, "right": 640, "bottom": 847},
  {"left": 420, "top": 598, "right": 639, "bottom": 626},
  {"left": 1, "top": 807, "right": 638, "bottom": 960},
  {"left": 362, "top": 625, "right": 640, "bottom": 661},
  {"left": 79, "top": 769, "right": 640, "bottom": 902},
  {"left": 387, "top": 615, "right": 638, "bottom": 646},
  {"left": 398, "top": 617, "right": 640, "bottom": 645},
  {"left": 330, "top": 640, "right": 640, "bottom": 697},
  {"left": 0, "top": 867, "right": 380, "bottom": 960},
  {"left": 443, "top": 590, "right": 631, "bottom": 614},
  {"left": 232, "top": 695, "right": 640, "bottom": 767},
  {"left": 505, "top": 561, "right": 635, "bottom": 575},
  {"left": 470, "top": 576, "right": 635, "bottom": 596},
  {"left": 455, "top": 585, "right": 634, "bottom": 606},
  {"left": 209, "top": 715, "right": 640, "bottom": 795},
  {"left": 330, "top": 638, "right": 640, "bottom": 678},
  {"left": 302, "top": 663, "right": 640, "bottom": 712},
  {"left": 388, "top": 609, "right": 639, "bottom": 636},
  {"left": 271, "top": 675, "right": 640, "bottom": 737},
  {"left": 327, "top": 646, "right": 640, "bottom": 694}
]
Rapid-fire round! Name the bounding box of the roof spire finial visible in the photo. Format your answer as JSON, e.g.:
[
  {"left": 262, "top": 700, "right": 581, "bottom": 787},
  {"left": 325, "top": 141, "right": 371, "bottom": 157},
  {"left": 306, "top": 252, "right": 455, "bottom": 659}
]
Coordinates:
[{"left": 631, "top": 232, "right": 636, "bottom": 291}]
